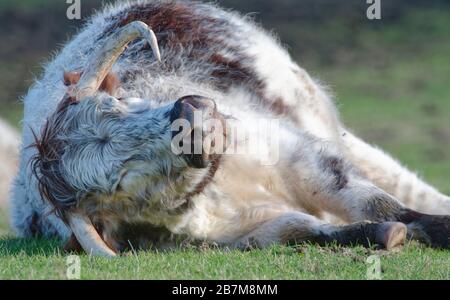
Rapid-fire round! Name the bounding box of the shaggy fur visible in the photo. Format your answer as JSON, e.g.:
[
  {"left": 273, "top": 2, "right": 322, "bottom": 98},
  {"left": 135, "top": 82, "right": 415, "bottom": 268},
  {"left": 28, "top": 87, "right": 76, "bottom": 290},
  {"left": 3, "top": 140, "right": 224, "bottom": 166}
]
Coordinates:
[{"left": 11, "top": 0, "right": 450, "bottom": 250}]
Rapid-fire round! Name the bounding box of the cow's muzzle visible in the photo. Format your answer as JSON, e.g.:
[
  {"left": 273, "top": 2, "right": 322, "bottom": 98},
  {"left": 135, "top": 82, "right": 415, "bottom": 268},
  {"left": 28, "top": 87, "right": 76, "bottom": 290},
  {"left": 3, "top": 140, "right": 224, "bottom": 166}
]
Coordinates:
[{"left": 170, "top": 95, "right": 226, "bottom": 168}]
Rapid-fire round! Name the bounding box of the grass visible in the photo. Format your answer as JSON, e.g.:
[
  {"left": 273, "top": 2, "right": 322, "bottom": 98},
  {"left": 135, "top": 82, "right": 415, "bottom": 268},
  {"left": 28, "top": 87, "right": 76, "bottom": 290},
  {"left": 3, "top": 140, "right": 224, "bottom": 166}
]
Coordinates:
[
  {"left": 1, "top": 206, "right": 448, "bottom": 279},
  {"left": 0, "top": 6, "right": 449, "bottom": 280},
  {"left": 0, "top": 237, "right": 448, "bottom": 280}
]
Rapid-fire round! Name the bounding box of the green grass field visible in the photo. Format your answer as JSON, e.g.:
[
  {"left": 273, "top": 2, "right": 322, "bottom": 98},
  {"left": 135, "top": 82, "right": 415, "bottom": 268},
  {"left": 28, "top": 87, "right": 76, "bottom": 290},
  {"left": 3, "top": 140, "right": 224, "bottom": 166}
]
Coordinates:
[
  {"left": 0, "top": 6, "right": 449, "bottom": 280},
  {"left": 0, "top": 238, "right": 448, "bottom": 280}
]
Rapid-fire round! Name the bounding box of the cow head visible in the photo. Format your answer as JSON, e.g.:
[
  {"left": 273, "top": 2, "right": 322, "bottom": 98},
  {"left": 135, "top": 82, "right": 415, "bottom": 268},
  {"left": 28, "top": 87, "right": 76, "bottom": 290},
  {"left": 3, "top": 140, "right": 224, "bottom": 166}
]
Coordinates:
[{"left": 31, "top": 21, "right": 225, "bottom": 256}]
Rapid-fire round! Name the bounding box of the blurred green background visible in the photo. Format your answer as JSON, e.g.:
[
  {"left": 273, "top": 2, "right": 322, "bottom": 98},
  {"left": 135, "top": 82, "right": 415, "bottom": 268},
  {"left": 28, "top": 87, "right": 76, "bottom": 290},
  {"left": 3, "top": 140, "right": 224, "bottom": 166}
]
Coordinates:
[{"left": 0, "top": 0, "right": 449, "bottom": 195}]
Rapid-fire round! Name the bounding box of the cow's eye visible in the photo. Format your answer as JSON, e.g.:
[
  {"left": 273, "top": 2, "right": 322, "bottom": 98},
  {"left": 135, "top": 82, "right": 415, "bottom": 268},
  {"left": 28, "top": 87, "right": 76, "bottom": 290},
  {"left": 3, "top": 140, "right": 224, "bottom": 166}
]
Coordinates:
[{"left": 121, "top": 97, "right": 150, "bottom": 113}]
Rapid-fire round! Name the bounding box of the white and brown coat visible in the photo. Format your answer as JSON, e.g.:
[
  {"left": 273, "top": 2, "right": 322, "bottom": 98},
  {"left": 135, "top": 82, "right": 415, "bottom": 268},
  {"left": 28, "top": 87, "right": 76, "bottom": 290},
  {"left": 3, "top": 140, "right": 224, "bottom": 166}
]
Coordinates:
[{"left": 11, "top": 0, "right": 450, "bottom": 256}]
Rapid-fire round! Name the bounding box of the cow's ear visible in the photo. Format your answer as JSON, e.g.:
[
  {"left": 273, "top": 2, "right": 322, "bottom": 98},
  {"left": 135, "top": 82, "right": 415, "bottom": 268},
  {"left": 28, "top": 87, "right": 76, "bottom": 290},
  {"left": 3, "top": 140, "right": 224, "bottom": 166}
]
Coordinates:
[
  {"left": 99, "top": 72, "right": 120, "bottom": 95},
  {"left": 63, "top": 71, "right": 83, "bottom": 86}
]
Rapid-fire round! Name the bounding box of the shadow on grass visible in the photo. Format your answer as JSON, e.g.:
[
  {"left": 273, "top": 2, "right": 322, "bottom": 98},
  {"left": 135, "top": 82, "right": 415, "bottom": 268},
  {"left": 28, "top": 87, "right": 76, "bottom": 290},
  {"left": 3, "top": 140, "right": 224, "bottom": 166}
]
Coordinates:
[{"left": 0, "top": 236, "right": 63, "bottom": 256}]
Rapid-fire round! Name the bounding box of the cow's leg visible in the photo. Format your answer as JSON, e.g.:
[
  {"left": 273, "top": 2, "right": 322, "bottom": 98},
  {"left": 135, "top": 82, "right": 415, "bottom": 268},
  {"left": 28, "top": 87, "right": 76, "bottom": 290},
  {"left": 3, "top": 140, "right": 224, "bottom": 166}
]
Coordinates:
[
  {"left": 232, "top": 211, "right": 406, "bottom": 250},
  {"left": 339, "top": 130, "right": 450, "bottom": 215},
  {"left": 323, "top": 178, "right": 450, "bottom": 249},
  {"left": 278, "top": 131, "right": 450, "bottom": 248},
  {"left": 285, "top": 68, "right": 450, "bottom": 215}
]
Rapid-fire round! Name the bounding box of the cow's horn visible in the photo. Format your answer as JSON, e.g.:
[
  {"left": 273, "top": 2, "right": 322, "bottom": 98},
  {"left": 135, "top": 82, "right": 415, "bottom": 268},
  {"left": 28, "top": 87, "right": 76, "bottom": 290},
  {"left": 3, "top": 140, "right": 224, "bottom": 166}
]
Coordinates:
[
  {"left": 75, "top": 21, "right": 161, "bottom": 99},
  {"left": 67, "top": 213, "right": 117, "bottom": 257}
]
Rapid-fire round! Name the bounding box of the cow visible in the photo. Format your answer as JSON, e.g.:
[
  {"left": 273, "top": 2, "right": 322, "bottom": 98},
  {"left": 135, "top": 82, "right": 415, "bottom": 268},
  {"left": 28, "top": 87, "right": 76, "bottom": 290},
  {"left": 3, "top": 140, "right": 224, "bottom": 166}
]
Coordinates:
[{"left": 11, "top": 0, "right": 450, "bottom": 256}]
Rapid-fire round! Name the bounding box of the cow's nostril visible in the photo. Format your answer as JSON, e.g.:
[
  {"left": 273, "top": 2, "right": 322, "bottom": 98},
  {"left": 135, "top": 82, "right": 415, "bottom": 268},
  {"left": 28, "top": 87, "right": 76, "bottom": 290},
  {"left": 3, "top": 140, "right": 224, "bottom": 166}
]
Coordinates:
[
  {"left": 179, "top": 95, "right": 216, "bottom": 111},
  {"left": 170, "top": 95, "right": 217, "bottom": 123}
]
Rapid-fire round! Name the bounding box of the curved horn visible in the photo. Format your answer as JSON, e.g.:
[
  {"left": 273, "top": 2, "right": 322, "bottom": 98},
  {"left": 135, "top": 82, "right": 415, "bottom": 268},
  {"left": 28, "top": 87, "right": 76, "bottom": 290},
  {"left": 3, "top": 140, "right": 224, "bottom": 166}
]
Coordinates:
[
  {"left": 67, "top": 213, "right": 117, "bottom": 257},
  {"left": 75, "top": 21, "right": 161, "bottom": 99}
]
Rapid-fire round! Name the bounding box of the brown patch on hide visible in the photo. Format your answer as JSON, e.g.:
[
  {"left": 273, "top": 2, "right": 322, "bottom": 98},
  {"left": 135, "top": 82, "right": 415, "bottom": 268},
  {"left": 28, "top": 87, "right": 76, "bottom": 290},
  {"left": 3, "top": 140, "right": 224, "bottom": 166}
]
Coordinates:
[
  {"left": 269, "top": 97, "right": 292, "bottom": 116},
  {"left": 209, "top": 53, "right": 297, "bottom": 121},
  {"left": 208, "top": 54, "right": 297, "bottom": 120},
  {"left": 209, "top": 54, "right": 264, "bottom": 92},
  {"left": 105, "top": 2, "right": 255, "bottom": 87},
  {"left": 322, "top": 156, "right": 348, "bottom": 191},
  {"left": 103, "top": 2, "right": 297, "bottom": 120},
  {"left": 104, "top": 2, "right": 225, "bottom": 50}
]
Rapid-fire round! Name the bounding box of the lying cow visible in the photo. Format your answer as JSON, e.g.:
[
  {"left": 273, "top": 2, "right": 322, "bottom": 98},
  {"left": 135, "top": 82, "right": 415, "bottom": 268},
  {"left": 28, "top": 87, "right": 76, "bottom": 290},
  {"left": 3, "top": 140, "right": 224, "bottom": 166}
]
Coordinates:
[{"left": 11, "top": 0, "right": 449, "bottom": 256}]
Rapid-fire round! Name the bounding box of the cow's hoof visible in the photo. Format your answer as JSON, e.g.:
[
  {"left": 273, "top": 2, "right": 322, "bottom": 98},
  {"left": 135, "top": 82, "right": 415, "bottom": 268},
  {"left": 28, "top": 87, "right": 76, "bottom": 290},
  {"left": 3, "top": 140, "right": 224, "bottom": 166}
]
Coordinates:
[{"left": 377, "top": 222, "right": 407, "bottom": 250}]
